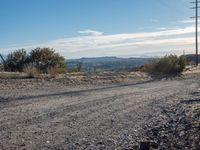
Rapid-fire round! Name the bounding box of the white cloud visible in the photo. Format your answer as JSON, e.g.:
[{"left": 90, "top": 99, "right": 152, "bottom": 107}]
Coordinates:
[
  {"left": 178, "top": 19, "right": 195, "bottom": 24},
  {"left": 78, "top": 29, "right": 103, "bottom": 36},
  {"left": 157, "top": 27, "right": 168, "bottom": 30},
  {"left": 1, "top": 26, "right": 197, "bottom": 58}
]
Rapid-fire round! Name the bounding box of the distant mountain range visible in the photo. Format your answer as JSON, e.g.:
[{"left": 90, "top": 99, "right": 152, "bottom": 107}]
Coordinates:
[{"left": 66, "top": 57, "right": 151, "bottom": 72}]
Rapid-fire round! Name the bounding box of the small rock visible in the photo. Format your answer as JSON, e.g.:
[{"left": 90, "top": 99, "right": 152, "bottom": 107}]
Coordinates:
[
  {"left": 96, "top": 141, "right": 103, "bottom": 145},
  {"left": 179, "top": 131, "right": 185, "bottom": 137},
  {"left": 139, "top": 141, "right": 150, "bottom": 150},
  {"left": 150, "top": 141, "right": 158, "bottom": 149}
]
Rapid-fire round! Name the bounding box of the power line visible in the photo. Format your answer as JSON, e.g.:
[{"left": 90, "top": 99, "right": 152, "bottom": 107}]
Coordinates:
[{"left": 190, "top": 0, "right": 200, "bottom": 66}]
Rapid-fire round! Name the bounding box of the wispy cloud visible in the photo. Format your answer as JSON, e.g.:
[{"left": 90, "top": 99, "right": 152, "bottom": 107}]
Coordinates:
[
  {"left": 178, "top": 19, "right": 195, "bottom": 24},
  {"left": 1, "top": 26, "right": 196, "bottom": 58},
  {"left": 156, "top": 27, "right": 168, "bottom": 30},
  {"left": 78, "top": 29, "right": 103, "bottom": 36}
]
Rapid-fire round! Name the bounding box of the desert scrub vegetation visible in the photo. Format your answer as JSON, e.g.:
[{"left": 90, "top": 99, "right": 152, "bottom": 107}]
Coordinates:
[
  {"left": 4, "top": 48, "right": 67, "bottom": 76},
  {"left": 29, "top": 48, "right": 66, "bottom": 73},
  {"left": 137, "top": 55, "right": 187, "bottom": 75},
  {"left": 5, "top": 49, "right": 28, "bottom": 72}
]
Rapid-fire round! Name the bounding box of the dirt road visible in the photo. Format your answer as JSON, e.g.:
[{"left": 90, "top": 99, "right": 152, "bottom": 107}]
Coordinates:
[{"left": 0, "top": 76, "right": 199, "bottom": 149}]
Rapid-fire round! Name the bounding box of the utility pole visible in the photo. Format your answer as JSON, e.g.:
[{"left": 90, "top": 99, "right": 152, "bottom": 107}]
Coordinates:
[{"left": 190, "top": 0, "right": 200, "bottom": 66}]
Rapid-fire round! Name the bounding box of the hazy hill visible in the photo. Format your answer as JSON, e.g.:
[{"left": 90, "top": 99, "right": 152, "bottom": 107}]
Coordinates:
[
  {"left": 66, "top": 57, "right": 151, "bottom": 72},
  {"left": 185, "top": 54, "right": 200, "bottom": 64}
]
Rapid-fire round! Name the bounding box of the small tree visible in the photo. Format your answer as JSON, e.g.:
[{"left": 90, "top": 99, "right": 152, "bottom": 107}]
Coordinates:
[
  {"left": 5, "top": 49, "right": 28, "bottom": 72},
  {"left": 29, "top": 47, "right": 66, "bottom": 73}
]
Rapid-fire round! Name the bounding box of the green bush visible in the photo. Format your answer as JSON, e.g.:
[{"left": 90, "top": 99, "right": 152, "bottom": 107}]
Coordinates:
[
  {"left": 138, "top": 55, "right": 187, "bottom": 75},
  {"left": 5, "top": 48, "right": 67, "bottom": 74},
  {"left": 29, "top": 48, "right": 66, "bottom": 73},
  {"left": 5, "top": 49, "right": 28, "bottom": 72},
  {"left": 178, "top": 55, "right": 187, "bottom": 72}
]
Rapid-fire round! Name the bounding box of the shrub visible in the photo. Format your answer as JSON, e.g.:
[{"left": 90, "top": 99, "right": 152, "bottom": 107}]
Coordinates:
[
  {"left": 138, "top": 55, "right": 187, "bottom": 75},
  {"left": 5, "top": 48, "right": 67, "bottom": 75},
  {"left": 5, "top": 49, "right": 28, "bottom": 72},
  {"left": 29, "top": 48, "right": 66, "bottom": 73},
  {"left": 178, "top": 55, "right": 187, "bottom": 72}
]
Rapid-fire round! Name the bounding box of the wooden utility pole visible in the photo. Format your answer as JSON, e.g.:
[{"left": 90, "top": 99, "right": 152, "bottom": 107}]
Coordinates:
[
  {"left": 195, "top": 0, "right": 199, "bottom": 66},
  {"left": 191, "top": 0, "right": 200, "bottom": 66}
]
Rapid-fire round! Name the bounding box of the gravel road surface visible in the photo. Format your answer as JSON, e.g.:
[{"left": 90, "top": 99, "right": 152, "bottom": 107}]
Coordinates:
[{"left": 0, "top": 76, "right": 199, "bottom": 149}]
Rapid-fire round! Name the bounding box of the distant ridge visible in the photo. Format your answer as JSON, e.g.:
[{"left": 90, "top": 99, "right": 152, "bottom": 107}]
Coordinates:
[
  {"left": 66, "top": 56, "right": 151, "bottom": 72},
  {"left": 185, "top": 54, "right": 200, "bottom": 64}
]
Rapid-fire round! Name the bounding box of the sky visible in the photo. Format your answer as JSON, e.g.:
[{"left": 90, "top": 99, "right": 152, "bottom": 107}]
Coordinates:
[{"left": 0, "top": 0, "right": 198, "bottom": 59}]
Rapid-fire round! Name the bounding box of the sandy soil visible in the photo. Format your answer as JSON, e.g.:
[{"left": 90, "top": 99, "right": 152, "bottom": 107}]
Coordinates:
[{"left": 0, "top": 73, "right": 200, "bottom": 149}]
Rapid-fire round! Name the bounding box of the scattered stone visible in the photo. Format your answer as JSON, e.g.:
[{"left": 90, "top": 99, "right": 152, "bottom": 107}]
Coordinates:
[
  {"left": 150, "top": 141, "right": 158, "bottom": 149},
  {"left": 139, "top": 141, "right": 150, "bottom": 150}
]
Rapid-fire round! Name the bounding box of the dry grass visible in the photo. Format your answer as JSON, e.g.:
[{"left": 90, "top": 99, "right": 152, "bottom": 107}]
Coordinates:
[
  {"left": 192, "top": 104, "right": 200, "bottom": 110},
  {"left": 23, "top": 65, "right": 40, "bottom": 78},
  {"left": 0, "top": 72, "right": 25, "bottom": 79},
  {"left": 183, "top": 65, "right": 200, "bottom": 76},
  {"left": 47, "top": 67, "right": 66, "bottom": 77}
]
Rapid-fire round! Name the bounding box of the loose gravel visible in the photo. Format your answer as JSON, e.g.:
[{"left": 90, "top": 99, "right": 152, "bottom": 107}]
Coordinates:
[{"left": 0, "top": 75, "right": 200, "bottom": 149}]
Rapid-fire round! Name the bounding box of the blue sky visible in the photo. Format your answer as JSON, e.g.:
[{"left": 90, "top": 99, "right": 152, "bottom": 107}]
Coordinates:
[{"left": 0, "top": 0, "right": 197, "bottom": 58}]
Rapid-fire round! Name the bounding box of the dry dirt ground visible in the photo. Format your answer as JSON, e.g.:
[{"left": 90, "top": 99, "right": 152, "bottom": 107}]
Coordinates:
[{"left": 0, "top": 72, "right": 200, "bottom": 150}]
